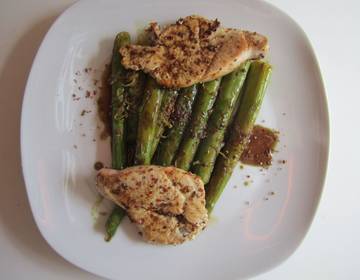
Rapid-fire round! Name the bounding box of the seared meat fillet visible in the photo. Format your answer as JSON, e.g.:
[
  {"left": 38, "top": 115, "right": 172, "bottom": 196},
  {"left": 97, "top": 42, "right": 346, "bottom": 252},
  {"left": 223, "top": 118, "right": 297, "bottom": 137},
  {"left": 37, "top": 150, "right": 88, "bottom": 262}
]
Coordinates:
[
  {"left": 120, "top": 15, "right": 268, "bottom": 88},
  {"left": 96, "top": 166, "right": 208, "bottom": 244}
]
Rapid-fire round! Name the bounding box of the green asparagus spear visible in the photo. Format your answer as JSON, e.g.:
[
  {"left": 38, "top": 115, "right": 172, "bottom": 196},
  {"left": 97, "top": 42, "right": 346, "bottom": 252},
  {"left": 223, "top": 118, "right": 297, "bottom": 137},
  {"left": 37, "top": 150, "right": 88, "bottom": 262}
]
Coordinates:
[
  {"left": 174, "top": 79, "right": 221, "bottom": 171},
  {"left": 135, "top": 78, "right": 164, "bottom": 165},
  {"left": 104, "top": 206, "right": 125, "bottom": 242},
  {"left": 149, "top": 89, "right": 179, "bottom": 160},
  {"left": 192, "top": 62, "right": 250, "bottom": 184},
  {"left": 155, "top": 85, "right": 198, "bottom": 166},
  {"left": 125, "top": 72, "right": 146, "bottom": 165},
  {"left": 111, "top": 32, "right": 130, "bottom": 170},
  {"left": 106, "top": 72, "right": 146, "bottom": 241},
  {"left": 105, "top": 32, "right": 131, "bottom": 242},
  {"left": 206, "top": 61, "right": 272, "bottom": 213}
]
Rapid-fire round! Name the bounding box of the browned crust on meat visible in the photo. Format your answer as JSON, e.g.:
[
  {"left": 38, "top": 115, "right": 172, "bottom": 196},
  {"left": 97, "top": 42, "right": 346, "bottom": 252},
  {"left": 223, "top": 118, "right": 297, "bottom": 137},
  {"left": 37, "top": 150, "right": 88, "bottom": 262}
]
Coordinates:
[
  {"left": 119, "top": 16, "right": 268, "bottom": 88},
  {"left": 96, "top": 166, "right": 208, "bottom": 245}
]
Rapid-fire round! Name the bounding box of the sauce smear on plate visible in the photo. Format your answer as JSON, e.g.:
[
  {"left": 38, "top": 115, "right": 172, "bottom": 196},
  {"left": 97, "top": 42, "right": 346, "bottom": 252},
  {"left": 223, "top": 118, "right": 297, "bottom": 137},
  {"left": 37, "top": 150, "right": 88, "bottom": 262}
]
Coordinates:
[{"left": 240, "top": 125, "right": 278, "bottom": 167}]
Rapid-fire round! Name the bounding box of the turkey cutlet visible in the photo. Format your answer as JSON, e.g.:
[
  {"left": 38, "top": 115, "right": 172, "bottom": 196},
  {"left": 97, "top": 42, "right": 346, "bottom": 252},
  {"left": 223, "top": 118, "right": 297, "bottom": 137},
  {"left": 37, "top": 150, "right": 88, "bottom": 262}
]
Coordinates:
[
  {"left": 120, "top": 15, "right": 268, "bottom": 88},
  {"left": 96, "top": 166, "right": 208, "bottom": 245}
]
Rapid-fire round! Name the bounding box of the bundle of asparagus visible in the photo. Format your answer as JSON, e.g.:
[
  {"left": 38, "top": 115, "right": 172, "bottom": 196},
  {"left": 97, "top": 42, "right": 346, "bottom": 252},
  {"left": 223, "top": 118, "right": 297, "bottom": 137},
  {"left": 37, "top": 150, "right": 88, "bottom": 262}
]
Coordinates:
[
  {"left": 205, "top": 62, "right": 272, "bottom": 213},
  {"left": 104, "top": 32, "right": 271, "bottom": 241}
]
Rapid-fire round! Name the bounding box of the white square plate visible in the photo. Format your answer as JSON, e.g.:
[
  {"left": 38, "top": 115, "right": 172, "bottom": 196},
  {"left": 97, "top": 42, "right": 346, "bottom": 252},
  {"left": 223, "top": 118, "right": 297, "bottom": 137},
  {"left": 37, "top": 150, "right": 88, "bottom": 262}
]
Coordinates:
[{"left": 21, "top": 0, "right": 329, "bottom": 279}]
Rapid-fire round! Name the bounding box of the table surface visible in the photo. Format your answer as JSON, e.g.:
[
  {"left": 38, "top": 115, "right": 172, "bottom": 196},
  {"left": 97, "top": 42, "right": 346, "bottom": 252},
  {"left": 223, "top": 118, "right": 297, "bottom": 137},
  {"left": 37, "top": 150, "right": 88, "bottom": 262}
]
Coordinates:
[{"left": 1, "top": 0, "right": 359, "bottom": 279}]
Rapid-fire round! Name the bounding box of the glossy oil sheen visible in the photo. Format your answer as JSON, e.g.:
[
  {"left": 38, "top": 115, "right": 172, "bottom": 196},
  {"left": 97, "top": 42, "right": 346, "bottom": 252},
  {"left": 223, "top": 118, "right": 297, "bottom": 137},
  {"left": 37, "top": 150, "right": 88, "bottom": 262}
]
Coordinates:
[{"left": 20, "top": 0, "right": 329, "bottom": 279}]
